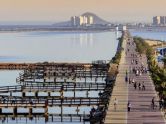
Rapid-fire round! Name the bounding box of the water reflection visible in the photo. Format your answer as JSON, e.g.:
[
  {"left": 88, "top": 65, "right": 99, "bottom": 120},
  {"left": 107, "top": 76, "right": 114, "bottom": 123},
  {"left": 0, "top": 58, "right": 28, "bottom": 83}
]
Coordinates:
[
  {"left": 115, "top": 31, "right": 119, "bottom": 39},
  {"left": 71, "top": 33, "right": 94, "bottom": 47},
  {"left": 0, "top": 31, "right": 119, "bottom": 63}
]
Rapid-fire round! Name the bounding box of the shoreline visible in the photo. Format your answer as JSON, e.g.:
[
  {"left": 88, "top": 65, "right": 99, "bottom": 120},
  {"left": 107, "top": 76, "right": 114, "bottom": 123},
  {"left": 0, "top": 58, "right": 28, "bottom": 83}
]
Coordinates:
[
  {"left": 0, "top": 29, "right": 114, "bottom": 34},
  {"left": 144, "top": 39, "right": 166, "bottom": 48}
]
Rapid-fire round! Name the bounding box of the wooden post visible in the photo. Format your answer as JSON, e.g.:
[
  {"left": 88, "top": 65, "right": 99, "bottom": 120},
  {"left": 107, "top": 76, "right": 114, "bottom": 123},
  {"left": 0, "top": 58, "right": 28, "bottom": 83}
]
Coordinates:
[
  {"left": 60, "top": 97, "right": 63, "bottom": 122},
  {"left": 54, "top": 77, "right": 56, "bottom": 83},
  {"left": 51, "top": 115, "right": 53, "bottom": 122},
  {"left": 22, "top": 92, "right": 26, "bottom": 97},
  {"left": 13, "top": 107, "right": 17, "bottom": 116},
  {"left": 76, "top": 106, "right": 80, "bottom": 115},
  {"left": 10, "top": 91, "right": 12, "bottom": 97},
  {"left": 0, "top": 108, "right": 2, "bottom": 114},
  {"left": 44, "top": 107, "right": 48, "bottom": 122},
  {"left": 48, "top": 92, "right": 51, "bottom": 97},
  {"left": 86, "top": 91, "right": 89, "bottom": 98},
  {"left": 61, "top": 105, "right": 63, "bottom": 122},
  {"left": 83, "top": 111, "right": 85, "bottom": 124},
  {"left": 29, "top": 107, "right": 33, "bottom": 116},
  {"left": 45, "top": 99, "right": 48, "bottom": 122},
  {"left": 35, "top": 92, "right": 38, "bottom": 97},
  {"left": 44, "top": 78, "right": 46, "bottom": 83},
  {"left": 74, "top": 83, "right": 76, "bottom": 98}
]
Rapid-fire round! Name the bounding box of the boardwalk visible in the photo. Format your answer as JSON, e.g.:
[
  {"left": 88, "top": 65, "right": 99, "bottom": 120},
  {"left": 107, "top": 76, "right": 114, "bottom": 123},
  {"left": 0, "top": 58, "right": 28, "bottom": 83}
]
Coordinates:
[
  {"left": 105, "top": 31, "right": 128, "bottom": 123},
  {"left": 105, "top": 31, "right": 166, "bottom": 124}
]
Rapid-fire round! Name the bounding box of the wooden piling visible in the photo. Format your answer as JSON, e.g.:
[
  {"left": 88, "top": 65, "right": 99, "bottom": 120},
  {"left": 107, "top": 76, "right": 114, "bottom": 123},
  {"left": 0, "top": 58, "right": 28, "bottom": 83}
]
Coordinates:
[
  {"left": 22, "top": 92, "right": 26, "bottom": 97},
  {"left": 29, "top": 107, "right": 33, "bottom": 116},
  {"left": 0, "top": 108, "right": 2, "bottom": 114},
  {"left": 13, "top": 107, "right": 17, "bottom": 116},
  {"left": 48, "top": 92, "right": 51, "bottom": 97},
  {"left": 35, "top": 92, "right": 38, "bottom": 97}
]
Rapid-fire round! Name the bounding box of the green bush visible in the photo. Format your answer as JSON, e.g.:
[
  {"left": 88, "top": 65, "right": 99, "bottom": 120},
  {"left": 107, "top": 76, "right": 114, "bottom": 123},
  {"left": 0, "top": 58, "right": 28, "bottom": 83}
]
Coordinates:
[{"left": 111, "top": 36, "right": 123, "bottom": 64}]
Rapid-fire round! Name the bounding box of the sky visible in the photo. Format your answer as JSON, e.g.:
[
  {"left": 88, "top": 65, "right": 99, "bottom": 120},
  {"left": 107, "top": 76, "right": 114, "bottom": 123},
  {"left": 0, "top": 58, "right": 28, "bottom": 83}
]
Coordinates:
[{"left": 0, "top": 0, "right": 166, "bottom": 24}]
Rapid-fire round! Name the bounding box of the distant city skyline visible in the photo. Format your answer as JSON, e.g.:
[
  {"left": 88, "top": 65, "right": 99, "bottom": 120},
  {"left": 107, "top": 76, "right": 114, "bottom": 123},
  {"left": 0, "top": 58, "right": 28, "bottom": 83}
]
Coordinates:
[{"left": 0, "top": 0, "right": 166, "bottom": 24}]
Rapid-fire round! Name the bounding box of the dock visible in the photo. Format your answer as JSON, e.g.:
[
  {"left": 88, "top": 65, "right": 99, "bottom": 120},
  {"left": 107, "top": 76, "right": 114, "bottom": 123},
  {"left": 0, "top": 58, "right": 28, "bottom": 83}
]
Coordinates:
[{"left": 0, "top": 60, "right": 113, "bottom": 123}]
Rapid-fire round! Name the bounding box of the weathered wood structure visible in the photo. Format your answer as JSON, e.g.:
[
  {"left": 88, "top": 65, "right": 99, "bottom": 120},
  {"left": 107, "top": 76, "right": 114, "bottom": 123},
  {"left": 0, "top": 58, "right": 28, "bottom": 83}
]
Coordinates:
[{"left": 0, "top": 60, "right": 113, "bottom": 123}]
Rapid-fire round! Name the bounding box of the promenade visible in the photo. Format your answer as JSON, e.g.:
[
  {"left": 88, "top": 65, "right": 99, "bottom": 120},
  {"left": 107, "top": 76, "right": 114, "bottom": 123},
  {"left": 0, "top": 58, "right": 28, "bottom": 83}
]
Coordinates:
[{"left": 105, "top": 31, "right": 166, "bottom": 124}]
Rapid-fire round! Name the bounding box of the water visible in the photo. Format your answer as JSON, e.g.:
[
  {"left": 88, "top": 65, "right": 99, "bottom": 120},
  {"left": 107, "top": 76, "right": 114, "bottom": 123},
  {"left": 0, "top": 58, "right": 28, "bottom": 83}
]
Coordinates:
[
  {"left": 131, "top": 31, "right": 166, "bottom": 41},
  {"left": 1, "top": 30, "right": 165, "bottom": 124},
  {"left": 0, "top": 31, "right": 119, "bottom": 63},
  {"left": 0, "top": 31, "right": 120, "bottom": 124},
  {"left": 0, "top": 70, "right": 20, "bottom": 86}
]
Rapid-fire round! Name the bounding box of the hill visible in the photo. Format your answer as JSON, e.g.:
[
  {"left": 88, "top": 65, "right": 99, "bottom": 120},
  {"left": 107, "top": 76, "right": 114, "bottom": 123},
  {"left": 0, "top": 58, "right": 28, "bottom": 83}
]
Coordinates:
[
  {"left": 81, "top": 12, "right": 109, "bottom": 25},
  {"left": 53, "top": 12, "right": 110, "bottom": 26}
]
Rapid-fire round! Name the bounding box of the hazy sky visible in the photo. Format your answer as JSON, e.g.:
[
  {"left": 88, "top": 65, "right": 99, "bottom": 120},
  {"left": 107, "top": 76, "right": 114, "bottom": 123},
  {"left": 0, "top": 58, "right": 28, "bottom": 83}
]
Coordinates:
[{"left": 0, "top": 0, "right": 166, "bottom": 23}]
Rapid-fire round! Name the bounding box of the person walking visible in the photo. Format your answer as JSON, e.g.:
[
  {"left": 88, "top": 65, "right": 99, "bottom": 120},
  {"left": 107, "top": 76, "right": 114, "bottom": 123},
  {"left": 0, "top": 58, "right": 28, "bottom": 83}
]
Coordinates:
[
  {"left": 138, "top": 82, "right": 141, "bottom": 90},
  {"left": 142, "top": 83, "right": 145, "bottom": 90},
  {"left": 128, "top": 101, "right": 132, "bottom": 112},
  {"left": 134, "top": 82, "right": 137, "bottom": 90},
  {"left": 151, "top": 97, "right": 155, "bottom": 110},
  {"left": 114, "top": 98, "right": 118, "bottom": 111}
]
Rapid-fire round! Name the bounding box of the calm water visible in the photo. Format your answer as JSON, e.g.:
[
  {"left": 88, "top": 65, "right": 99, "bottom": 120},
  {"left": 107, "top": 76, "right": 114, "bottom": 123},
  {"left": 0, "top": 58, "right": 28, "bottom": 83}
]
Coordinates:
[
  {"left": 0, "top": 31, "right": 120, "bottom": 63},
  {"left": 131, "top": 31, "right": 166, "bottom": 41}
]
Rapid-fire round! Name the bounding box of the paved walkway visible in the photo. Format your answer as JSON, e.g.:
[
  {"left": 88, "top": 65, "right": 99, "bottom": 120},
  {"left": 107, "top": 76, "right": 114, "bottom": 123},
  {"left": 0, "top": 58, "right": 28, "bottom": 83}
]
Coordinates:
[
  {"left": 105, "top": 31, "right": 166, "bottom": 124},
  {"left": 105, "top": 31, "right": 129, "bottom": 124}
]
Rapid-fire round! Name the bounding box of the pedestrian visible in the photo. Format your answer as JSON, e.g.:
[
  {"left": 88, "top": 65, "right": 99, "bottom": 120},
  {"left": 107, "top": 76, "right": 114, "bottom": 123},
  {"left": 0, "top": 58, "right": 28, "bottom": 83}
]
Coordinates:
[
  {"left": 134, "top": 82, "right": 137, "bottom": 90},
  {"left": 114, "top": 98, "right": 118, "bottom": 111},
  {"left": 128, "top": 101, "right": 132, "bottom": 112},
  {"left": 138, "top": 82, "right": 141, "bottom": 90},
  {"left": 132, "top": 78, "right": 135, "bottom": 84},
  {"left": 151, "top": 97, "right": 155, "bottom": 110},
  {"left": 159, "top": 98, "right": 164, "bottom": 111},
  {"left": 142, "top": 83, "right": 145, "bottom": 90},
  {"left": 129, "top": 77, "right": 131, "bottom": 84},
  {"left": 125, "top": 76, "right": 128, "bottom": 83}
]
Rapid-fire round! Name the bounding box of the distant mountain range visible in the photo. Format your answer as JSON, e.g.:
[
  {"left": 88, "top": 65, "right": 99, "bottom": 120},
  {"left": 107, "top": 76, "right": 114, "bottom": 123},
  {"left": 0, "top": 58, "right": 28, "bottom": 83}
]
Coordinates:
[{"left": 53, "top": 12, "right": 110, "bottom": 26}]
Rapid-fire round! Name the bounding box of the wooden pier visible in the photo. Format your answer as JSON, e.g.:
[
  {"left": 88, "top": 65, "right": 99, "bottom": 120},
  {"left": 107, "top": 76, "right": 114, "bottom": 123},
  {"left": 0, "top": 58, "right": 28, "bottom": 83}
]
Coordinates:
[
  {"left": 0, "top": 113, "right": 90, "bottom": 123},
  {"left": 0, "top": 60, "right": 112, "bottom": 123}
]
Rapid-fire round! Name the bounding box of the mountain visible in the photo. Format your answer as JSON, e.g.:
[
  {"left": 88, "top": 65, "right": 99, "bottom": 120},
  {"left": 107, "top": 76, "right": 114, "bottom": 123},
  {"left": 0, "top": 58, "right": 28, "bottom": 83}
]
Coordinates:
[
  {"left": 81, "top": 12, "right": 109, "bottom": 25},
  {"left": 53, "top": 21, "right": 71, "bottom": 27},
  {"left": 53, "top": 12, "right": 110, "bottom": 26}
]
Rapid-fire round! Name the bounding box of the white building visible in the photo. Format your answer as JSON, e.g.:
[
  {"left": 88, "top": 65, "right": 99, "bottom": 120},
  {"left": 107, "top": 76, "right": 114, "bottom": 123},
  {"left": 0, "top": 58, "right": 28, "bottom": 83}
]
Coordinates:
[
  {"left": 153, "top": 16, "right": 161, "bottom": 25},
  {"left": 71, "top": 16, "right": 80, "bottom": 26},
  {"left": 87, "top": 16, "right": 94, "bottom": 25},
  {"left": 71, "top": 15, "right": 94, "bottom": 26},
  {"left": 79, "top": 16, "right": 84, "bottom": 25}
]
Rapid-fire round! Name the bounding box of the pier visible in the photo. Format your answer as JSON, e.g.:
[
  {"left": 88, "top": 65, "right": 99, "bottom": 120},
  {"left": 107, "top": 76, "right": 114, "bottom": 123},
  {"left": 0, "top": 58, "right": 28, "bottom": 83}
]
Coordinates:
[
  {"left": 105, "top": 31, "right": 166, "bottom": 123},
  {"left": 0, "top": 60, "right": 113, "bottom": 123}
]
